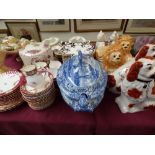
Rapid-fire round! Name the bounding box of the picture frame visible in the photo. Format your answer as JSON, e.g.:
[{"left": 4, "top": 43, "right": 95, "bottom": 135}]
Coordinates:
[
  {"left": 124, "top": 19, "right": 155, "bottom": 34},
  {"left": 0, "top": 29, "right": 8, "bottom": 40},
  {"left": 37, "top": 19, "right": 71, "bottom": 32},
  {"left": 6, "top": 22, "right": 41, "bottom": 41},
  {"left": 4, "top": 19, "right": 36, "bottom": 22},
  {"left": 74, "top": 19, "right": 124, "bottom": 32}
]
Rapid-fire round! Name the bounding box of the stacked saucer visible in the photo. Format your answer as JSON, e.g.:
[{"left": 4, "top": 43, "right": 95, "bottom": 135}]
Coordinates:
[
  {"left": 20, "top": 65, "right": 56, "bottom": 110},
  {"left": 0, "top": 71, "right": 24, "bottom": 112}
]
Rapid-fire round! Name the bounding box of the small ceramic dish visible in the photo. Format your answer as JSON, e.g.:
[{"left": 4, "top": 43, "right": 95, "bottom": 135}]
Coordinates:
[
  {"left": 21, "top": 83, "right": 55, "bottom": 99},
  {"left": 0, "top": 93, "right": 22, "bottom": 105},
  {"left": 0, "top": 88, "right": 20, "bottom": 102},
  {"left": 0, "top": 71, "right": 22, "bottom": 96},
  {"left": 21, "top": 65, "right": 37, "bottom": 76},
  {"left": 21, "top": 78, "right": 56, "bottom": 110},
  {"left": 28, "top": 95, "right": 55, "bottom": 110},
  {"left": 35, "top": 62, "right": 47, "bottom": 69},
  {"left": 0, "top": 97, "right": 23, "bottom": 112},
  {"left": 23, "top": 89, "right": 55, "bottom": 103},
  {"left": 20, "top": 70, "right": 54, "bottom": 95}
]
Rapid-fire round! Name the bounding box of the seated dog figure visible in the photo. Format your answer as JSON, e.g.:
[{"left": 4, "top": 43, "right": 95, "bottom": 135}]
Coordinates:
[
  {"left": 135, "top": 43, "right": 155, "bottom": 60},
  {"left": 108, "top": 43, "right": 155, "bottom": 94},
  {"left": 107, "top": 58, "right": 135, "bottom": 94},
  {"left": 115, "top": 57, "right": 155, "bottom": 113}
]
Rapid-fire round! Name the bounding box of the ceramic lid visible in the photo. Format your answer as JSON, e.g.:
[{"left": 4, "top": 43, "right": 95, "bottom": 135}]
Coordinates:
[
  {"left": 69, "top": 36, "right": 86, "bottom": 43},
  {"left": 22, "top": 65, "right": 36, "bottom": 72},
  {"left": 42, "top": 37, "right": 60, "bottom": 47},
  {"left": 35, "top": 62, "right": 47, "bottom": 69},
  {"left": 0, "top": 71, "right": 22, "bottom": 95},
  {"left": 19, "top": 42, "right": 48, "bottom": 56},
  {"left": 59, "top": 51, "right": 102, "bottom": 88},
  {"left": 62, "top": 42, "right": 95, "bottom": 55}
]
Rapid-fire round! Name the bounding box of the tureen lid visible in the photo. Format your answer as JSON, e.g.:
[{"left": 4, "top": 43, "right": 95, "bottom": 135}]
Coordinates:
[
  {"left": 58, "top": 51, "right": 103, "bottom": 88},
  {"left": 0, "top": 71, "right": 22, "bottom": 96}
]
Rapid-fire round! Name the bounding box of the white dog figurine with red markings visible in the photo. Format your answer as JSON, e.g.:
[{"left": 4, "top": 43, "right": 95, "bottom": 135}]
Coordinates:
[
  {"left": 108, "top": 43, "right": 155, "bottom": 94},
  {"left": 135, "top": 43, "right": 155, "bottom": 60},
  {"left": 115, "top": 56, "right": 155, "bottom": 113}
]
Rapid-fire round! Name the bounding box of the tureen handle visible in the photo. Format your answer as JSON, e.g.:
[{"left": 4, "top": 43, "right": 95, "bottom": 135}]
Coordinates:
[{"left": 79, "top": 94, "right": 87, "bottom": 107}]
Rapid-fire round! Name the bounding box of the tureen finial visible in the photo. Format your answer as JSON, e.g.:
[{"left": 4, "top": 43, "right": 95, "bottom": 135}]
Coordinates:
[{"left": 78, "top": 51, "right": 83, "bottom": 68}]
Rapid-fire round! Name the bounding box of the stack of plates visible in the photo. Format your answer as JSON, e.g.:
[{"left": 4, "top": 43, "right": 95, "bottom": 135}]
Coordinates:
[
  {"left": 20, "top": 70, "right": 56, "bottom": 110},
  {"left": 0, "top": 71, "right": 23, "bottom": 112}
]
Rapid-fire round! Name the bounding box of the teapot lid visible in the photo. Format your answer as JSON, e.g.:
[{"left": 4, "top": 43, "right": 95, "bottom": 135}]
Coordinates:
[{"left": 20, "top": 42, "right": 47, "bottom": 56}]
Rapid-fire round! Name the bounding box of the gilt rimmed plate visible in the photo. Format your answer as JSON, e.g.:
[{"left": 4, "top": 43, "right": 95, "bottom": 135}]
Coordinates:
[
  {"left": 20, "top": 70, "right": 54, "bottom": 95},
  {"left": 0, "top": 71, "right": 22, "bottom": 96}
]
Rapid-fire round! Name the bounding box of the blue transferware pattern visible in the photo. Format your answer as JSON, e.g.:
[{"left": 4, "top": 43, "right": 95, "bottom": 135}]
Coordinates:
[{"left": 56, "top": 51, "right": 107, "bottom": 112}]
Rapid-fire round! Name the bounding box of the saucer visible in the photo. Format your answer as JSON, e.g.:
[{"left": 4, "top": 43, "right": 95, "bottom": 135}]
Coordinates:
[
  {"left": 21, "top": 70, "right": 53, "bottom": 94},
  {"left": 0, "top": 71, "right": 22, "bottom": 96}
]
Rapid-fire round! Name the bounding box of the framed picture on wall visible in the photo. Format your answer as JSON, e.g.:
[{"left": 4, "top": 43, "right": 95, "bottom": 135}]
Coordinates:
[
  {"left": 124, "top": 19, "right": 155, "bottom": 34},
  {"left": 0, "top": 29, "right": 8, "bottom": 40},
  {"left": 74, "top": 19, "right": 124, "bottom": 32},
  {"left": 37, "top": 19, "right": 71, "bottom": 32},
  {"left": 4, "top": 19, "right": 36, "bottom": 22},
  {"left": 6, "top": 22, "right": 41, "bottom": 41}
]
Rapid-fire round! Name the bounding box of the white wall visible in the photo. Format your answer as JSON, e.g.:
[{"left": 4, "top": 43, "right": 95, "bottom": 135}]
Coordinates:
[{"left": 0, "top": 19, "right": 123, "bottom": 41}]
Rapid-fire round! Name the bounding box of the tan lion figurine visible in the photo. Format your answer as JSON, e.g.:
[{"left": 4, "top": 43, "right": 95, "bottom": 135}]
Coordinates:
[
  {"left": 101, "top": 44, "right": 127, "bottom": 74},
  {"left": 115, "top": 34, "right": 134, "bottom": 60}
]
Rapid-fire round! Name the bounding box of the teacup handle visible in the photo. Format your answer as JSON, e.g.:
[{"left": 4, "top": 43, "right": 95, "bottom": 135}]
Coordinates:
[{"left": 19, "top": 74, "right": 27, "bottom": 86}]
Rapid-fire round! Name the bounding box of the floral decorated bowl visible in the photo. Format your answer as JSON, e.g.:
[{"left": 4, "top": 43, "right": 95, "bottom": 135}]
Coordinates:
[
  {"left": 56, "top": 51, "right": 107, "bottom": 112},
  {"left": 19, "top": 42, "right": 50, "bottom": 66},
  {"left": 0, "top": 70, "right": 24, "bottom": 112},
  {"left": 53, "top": 41, "right": 95, "bottom": 62}
]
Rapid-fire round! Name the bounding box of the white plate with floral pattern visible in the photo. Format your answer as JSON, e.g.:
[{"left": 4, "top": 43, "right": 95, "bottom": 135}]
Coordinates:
[
  {"left": 0, "top": 71, "right": 22, "bottom": 96},
  {"left": 21, "top": 70, "right": 54, "bottom": 94}
]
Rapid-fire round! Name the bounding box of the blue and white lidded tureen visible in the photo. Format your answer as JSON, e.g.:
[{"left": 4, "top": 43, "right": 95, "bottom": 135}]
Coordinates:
[{"left": 56, "top": 51, "right": 107, "bottom": 112}]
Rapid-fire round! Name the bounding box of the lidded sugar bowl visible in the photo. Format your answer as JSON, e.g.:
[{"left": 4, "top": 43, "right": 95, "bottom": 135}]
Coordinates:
[
  {"left": 56, "top": 51, "right": 107, "bottom": 112},
  {"left": 19, "top": 42, "right": 50, "bottom": 66}
]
